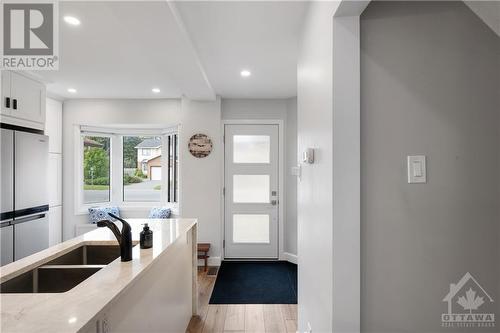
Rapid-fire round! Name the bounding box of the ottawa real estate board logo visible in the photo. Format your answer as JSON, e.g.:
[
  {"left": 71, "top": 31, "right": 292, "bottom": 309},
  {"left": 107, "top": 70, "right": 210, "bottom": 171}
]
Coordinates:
[
  {"left": 1, "top": 1, "right": 59, "bottom": 70},
  {"left": 442, "top": 272, "right": 495, "bottom": 329}
]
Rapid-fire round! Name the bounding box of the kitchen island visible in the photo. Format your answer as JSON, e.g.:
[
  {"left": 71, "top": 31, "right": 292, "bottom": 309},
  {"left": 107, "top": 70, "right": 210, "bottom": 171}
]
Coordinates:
[{"left": 0, "top": 219, "right": 198, "bottom": 333}]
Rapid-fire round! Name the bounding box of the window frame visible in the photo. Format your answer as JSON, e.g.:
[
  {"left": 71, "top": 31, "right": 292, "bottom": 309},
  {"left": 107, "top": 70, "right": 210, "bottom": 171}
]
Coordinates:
[{"left": 75, "top": 125, "right": 179, "bottom": 215}]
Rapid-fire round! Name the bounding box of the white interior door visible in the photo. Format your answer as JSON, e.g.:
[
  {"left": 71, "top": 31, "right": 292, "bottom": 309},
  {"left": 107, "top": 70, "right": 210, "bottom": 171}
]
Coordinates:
[{"left": 224, "top": 124, "right": 279, "bottom": 258}]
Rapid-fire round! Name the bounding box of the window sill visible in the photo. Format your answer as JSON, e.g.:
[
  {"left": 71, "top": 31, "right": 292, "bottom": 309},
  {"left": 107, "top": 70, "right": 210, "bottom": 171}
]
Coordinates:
[{"left": 75, "top": 203, "right": 179, "bottom": 217}]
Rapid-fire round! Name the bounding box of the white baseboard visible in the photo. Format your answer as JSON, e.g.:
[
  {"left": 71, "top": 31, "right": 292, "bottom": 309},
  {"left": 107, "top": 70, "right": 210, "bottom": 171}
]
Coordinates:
[
  {"left": 283, "top": 252, "right": 298, "bottom": 264},
  {"left": 198, "top": 256, "right": 221, "bottom": 267}
]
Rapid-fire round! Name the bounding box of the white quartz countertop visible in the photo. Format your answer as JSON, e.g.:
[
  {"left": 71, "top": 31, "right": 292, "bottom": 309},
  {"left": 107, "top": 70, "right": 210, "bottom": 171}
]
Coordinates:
[{"left": 0, "top": 218, "right": 197, "bottom": 333}]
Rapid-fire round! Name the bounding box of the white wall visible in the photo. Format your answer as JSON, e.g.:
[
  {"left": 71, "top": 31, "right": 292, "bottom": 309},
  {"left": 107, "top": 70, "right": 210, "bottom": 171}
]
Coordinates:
[
  {"left": 221, "top": 98, "right": 298, "bottom": 257},
  {"left": 285, "top": 98, "right": 298, "bottom": 257},
  {"left": 297, "top": 2, "right": 340, "bottom": 332},
  {"left": 61, "top": 99, "right": 182, "bottom": 240},
  {"left": 45, "top": 98, "right": 63, "bottom": 246},
  {"left": 62, "top": 98, "right": 225, "bottom": 264},
  {"left": 62, "top": 97, "right": 298, "bottom": 265},
  {"left": 180, "top": 97, "right": 223, "bottom": 265},
  {"left": 222, "top": 99, "right": 288, "bottom": 120}
]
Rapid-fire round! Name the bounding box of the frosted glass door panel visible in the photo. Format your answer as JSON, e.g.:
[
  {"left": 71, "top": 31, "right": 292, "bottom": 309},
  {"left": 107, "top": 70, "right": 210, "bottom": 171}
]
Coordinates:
[
  {"left": 233, "top": 175, "right": 270, "bottom": 203},
  {"left": 233, "top": 135, "right": 270, "bottom": 163},
  {"left": 233, "top": 214, "right": 270, "bottom": 243}
]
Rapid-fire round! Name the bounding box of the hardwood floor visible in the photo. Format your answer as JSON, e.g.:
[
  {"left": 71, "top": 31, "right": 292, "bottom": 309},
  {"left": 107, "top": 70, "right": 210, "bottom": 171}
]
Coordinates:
[{"left": 186, "top": 268, "right": 297, "bottom": 333}]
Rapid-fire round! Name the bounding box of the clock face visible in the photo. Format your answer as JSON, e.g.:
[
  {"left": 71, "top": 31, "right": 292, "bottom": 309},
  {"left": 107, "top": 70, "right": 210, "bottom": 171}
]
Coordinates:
[{"left": 188, "top": 134, "right": 213, "bottom": 158}]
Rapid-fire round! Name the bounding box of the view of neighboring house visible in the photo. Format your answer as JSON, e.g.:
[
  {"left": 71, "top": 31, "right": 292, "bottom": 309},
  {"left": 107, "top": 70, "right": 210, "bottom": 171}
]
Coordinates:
[{"left": 135, "top": 138, "right": 162, "bottom": 180}]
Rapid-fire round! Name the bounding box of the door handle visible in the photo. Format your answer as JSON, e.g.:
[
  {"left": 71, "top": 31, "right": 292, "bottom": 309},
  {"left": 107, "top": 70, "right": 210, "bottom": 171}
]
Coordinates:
[
  {"left": 12, "top": 99, "right": 17, "bottom": 110},
  {"left": 5, "top": 97, "right": 10, "bottom": 108},
  {"left": 12, "top": 213, "right": 46, "bottom": 225},
  {"left": 0, "top": 220, "right": 13, "bottom": 227},
  {"left": 271, "top": 200, "right": 278, "bottom": 206}
]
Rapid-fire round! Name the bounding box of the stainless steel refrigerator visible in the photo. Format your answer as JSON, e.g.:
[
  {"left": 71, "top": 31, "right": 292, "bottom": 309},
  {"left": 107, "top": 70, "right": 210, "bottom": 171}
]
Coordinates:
[{"left": 1, "top": 127, "right": 49, "bottom": 266}]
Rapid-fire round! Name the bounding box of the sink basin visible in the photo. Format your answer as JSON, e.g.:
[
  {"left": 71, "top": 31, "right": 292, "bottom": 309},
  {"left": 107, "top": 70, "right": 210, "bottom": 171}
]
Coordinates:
[
  {"left": 0, "top": 244, "right": 134, "bottom": 294},
  {"left": 0, "top": 265, "right": 103, "bottom": 293},
  {"left": 46, "top": 245, "right": 122, "bottom": 265}
]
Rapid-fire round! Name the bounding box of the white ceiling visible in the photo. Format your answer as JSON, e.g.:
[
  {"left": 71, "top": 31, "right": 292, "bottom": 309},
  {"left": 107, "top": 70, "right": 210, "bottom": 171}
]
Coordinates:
[
  {"left": 176, "top": 1, "right": 308, "bottom": 99},
  {"left": 39, "top": 1, "right": 215, "bottom": 100},
  {"left": 37, "top": 1, "right": 308, "bottom": 100}
]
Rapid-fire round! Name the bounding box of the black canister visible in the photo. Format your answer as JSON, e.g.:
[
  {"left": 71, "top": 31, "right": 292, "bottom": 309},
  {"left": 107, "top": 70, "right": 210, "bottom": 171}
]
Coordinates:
[{"left": 140, "top": 223, "right": 153, "bottom": 249}]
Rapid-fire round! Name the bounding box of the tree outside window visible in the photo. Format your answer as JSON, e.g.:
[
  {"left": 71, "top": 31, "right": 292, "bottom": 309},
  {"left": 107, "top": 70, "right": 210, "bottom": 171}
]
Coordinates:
[{"left": 83, "top": 136, "right": 110, "bottom": 204}]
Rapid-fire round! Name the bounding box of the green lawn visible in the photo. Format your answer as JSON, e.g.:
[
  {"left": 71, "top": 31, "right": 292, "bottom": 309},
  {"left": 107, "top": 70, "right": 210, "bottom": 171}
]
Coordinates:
[{"left": 84, "top": 185, "right": 110, "bottom": 190}]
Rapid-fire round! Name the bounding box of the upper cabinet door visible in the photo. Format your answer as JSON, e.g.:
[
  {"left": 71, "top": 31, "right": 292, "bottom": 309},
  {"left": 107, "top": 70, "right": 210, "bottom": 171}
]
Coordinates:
[
  {"left": 10, "top": 72, "right": 46, "bottom": 124},
  {"left": 1, "top": 71, "right": 12, "bottom": 117},
  {"left": 45, "top": 98, "right": 63, "bottom": 153}
]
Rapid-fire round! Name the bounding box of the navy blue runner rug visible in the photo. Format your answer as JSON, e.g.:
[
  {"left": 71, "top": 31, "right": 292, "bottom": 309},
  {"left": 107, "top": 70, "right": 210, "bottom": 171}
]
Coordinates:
[{"left": 209, "top": 261, "right": 297, "bottom": 304}]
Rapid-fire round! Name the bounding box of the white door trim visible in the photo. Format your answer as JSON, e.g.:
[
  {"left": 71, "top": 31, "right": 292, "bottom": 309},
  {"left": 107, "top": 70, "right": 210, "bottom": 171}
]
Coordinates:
[{"left": 221, "top": 119, "right": 285, "bottom": 261}]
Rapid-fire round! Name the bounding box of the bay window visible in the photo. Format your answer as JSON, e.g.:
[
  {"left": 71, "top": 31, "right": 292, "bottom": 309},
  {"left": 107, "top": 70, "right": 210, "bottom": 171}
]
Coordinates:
[{"left": 76, "top": 126, "right": 179, "bottom": 213}]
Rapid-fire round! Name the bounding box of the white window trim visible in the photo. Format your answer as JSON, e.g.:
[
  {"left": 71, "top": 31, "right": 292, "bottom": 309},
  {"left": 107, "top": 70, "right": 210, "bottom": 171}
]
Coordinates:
[{"left": 74, "top": 125, "right": 179, "bottom": 215}]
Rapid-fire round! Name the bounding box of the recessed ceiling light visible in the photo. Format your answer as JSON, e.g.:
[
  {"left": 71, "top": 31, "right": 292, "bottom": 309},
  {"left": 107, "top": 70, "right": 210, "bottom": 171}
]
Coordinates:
[
  {"left": 67, "top": 88, "right": 77, "bottom": 93},
  {"left": 152, "top": 88, "right": 161, "bottom": 93},
  {"left": 64, "top": 16, "right": 81, "bottom": 26},
  {"left": 240, "top": 70, "right": 251, "bottom": 77}
]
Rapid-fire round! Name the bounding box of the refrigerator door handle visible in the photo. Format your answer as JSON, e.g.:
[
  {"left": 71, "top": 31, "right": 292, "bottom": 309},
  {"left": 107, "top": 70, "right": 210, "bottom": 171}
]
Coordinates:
[
  {"left": 14, "top": 204, "right": 49, "bottom": 220},
  {"left": 0, "top": 211, "right": 15, "bottom": 222},
  {"left": 12, "top": 213, "right": 46, "bottom": 225},
  {"left": 0, "top": 220, "right": 13, "bottom": 227}
]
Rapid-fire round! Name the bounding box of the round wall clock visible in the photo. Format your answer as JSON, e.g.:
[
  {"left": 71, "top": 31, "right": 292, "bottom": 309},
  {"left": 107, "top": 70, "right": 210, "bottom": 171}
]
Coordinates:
[{"left": 188, "top": 134, "right": 213, "bottom": 158}]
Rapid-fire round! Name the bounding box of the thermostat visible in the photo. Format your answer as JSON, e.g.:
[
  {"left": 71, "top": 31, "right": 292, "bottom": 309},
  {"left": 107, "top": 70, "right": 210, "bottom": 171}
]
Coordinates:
[{"left": 302, "top": 148, "right": 314, "bottom": 164}]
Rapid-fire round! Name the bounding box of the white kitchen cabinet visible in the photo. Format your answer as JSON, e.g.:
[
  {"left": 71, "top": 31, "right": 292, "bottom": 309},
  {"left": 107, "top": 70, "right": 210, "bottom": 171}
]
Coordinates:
[
  {"left": 10, "top": 72, "right": 46, "bottom": 123},
  {"left": 48, "top": 153, "right": 62, "bottom": 207},
  {"left": 0, "top": 71, "right": 46, "bottom": 130},
  {"left": 45, "top": 98, "right": 63, "bottom": 153},
  {"left": 1, "top": 71, "right": 12, "bottom": 116},
  {"left": 48, "top": 206, "right": 62, "bottom": 246}
]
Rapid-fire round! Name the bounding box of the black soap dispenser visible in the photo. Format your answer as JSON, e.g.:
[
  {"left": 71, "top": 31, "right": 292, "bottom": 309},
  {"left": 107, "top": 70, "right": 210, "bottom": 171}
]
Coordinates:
[{"left": 140, "top": 223, "right": 153, "bottom": 249}]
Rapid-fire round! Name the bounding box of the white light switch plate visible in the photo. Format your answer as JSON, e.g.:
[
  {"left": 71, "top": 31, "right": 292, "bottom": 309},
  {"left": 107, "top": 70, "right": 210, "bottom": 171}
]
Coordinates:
[{"left": 407, "top": 155, "right": 426, "bottom": 183}]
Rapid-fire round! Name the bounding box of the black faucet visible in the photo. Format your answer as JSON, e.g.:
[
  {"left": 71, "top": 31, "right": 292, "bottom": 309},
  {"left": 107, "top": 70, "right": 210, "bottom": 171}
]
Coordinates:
[{"left": 97, "top": 213, "right": 133, "bottom": 262}]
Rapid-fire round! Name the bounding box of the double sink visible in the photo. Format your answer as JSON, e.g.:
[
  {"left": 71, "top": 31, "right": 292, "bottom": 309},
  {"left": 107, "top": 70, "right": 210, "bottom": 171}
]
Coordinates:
[{"left": 0, "top": 244, "right": 131, "bottom": 294}]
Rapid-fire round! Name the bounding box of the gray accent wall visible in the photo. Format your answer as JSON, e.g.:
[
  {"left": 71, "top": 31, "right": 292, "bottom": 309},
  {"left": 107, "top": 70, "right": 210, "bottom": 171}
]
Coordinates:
[{"left": 361, "top": 1, "right": 500, "bottom": 332}]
